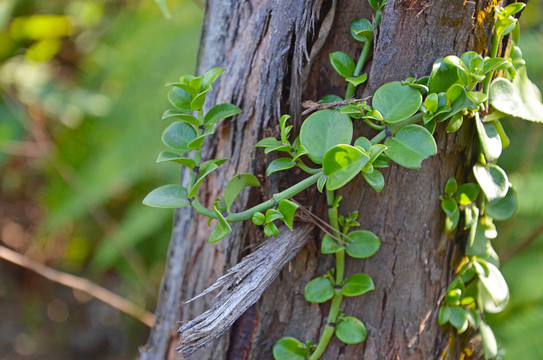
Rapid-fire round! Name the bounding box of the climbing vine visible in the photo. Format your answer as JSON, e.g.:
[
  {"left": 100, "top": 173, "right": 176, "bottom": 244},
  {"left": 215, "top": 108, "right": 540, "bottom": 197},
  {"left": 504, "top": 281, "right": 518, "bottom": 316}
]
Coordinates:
[{"left": 144, "top": 1, "right": 541, "bottom": 359}]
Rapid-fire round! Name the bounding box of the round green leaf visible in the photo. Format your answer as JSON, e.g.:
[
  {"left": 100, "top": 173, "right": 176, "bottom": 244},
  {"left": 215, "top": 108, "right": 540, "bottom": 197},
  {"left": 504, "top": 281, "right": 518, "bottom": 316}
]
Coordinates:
[
  {"left": 321, "top": 234, "right": 343, "bottom": 254},
  {"left": 267, "top": 158, "right": 296, "bottom": 176},
  {"left": 441, "top": 198, "right": 458, "bottom": 217},
  {"left": 362, "top": 168, "right": 384, "bottom": 193},
  {"left": 204, "top": 103, "right": 242, "bottom": 127},
  {"left": 444, "top": 177, "right": 458, "bottom": 196},
  {"left": 485, "top": 187, "right": 517, "bottom": 221},
  {"left": 162, "top": 121, "right": 197, "bottom": 153},
  {"left": 264, "top": 222, "right": 279, "bottom": 237},
  {"left": 473, "top": 164, "right": 509, "bottom": 204},
  {"left": 438, "top": 306, "right": 451, "bottom": 325},
  {"left": 345, "top": 230, "right": 381, "bottom": 259},
  {"left": 384, "top": 125, "right": 437, "bottom": 169},
  {"left": 479, "top": 322, "right": 498, "bottom": 360},
  {"left": 335, "top": 316, "right": 367, "bottom": 344},
  {"left": 373, "top": 82, "right": 422, "bottom": 123},
  {"left": 323, "top": 145, "right": 369, "bottom": 190},
  {"left": 304, "top": 277, "right": 334, "bottom": 303},
  {"left": 448, "top": 306, "right": 468, "bottom": 332},
  {"left": 252, "top": 212, "right": 265, "bottom": 226},
  {"left": 428, "top": 58, "right": 459, "bottom": 94},
  {"left": 272, "top": 337, "right": 308, "bottom": 360},
  {"left": 342, "top": 273, "right": 375, "bottom": 297},
  {"left": 168, "top": 87, "right": 192, "bottom": 111},
  {"left": 300, "top": 109, "right": 352, "bottom": 164},
  {"left": 209, "top": 204, "right": 232, "bottom": 243},
  {"left": 156, "top": 151, "right": 196, "bottom": 168},
  {"left": 329, "top": 51, "right": 355, "bottom": 78},
  {"left": 143, "top": 185, "right": 190, "bottom": 208},
  {"left": 478, "top": 262, "right": 509, "bottom": 314},
  {"left": 444, "top": 208, "right": 460, "bottom": 234},
  {"left": 455, "top": 183, "right": 479, "bottom": 205},
  {"left": 350, "top": 18, "right": 373, "bottom": 42},
  {"left": 475, "top": 114, "right": 502, "bottom": 162}
]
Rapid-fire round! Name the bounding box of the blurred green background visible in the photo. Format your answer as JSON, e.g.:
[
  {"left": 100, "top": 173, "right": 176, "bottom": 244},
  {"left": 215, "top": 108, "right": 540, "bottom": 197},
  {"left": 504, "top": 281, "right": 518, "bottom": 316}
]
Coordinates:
[{"left": 0, "top": 0, "right": 541, "bottom": 359}]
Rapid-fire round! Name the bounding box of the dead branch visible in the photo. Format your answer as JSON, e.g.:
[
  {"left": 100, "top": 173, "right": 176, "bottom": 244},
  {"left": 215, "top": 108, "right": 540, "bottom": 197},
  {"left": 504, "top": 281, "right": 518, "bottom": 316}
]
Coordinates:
[
  {"left": 177, "top": 225, "right": 314, "bottom": 356},
  {"left": 0, "top": 245, "right": 154, "bottom": 327},
  {"left": 301, "top": 97, "right": 371, "bottom": 115}
]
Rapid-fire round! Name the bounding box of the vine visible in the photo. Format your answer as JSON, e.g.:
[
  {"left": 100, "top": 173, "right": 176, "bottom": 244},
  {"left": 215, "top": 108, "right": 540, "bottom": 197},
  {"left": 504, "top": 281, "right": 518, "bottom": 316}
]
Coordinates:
[{"left": 144, "top": 2, "right": 541, "bottom": 359}]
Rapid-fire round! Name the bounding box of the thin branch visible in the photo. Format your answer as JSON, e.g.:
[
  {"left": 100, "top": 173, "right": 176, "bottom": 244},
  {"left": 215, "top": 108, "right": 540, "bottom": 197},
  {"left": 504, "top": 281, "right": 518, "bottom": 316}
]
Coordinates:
[
  {"left": 0, "top": 245, "right": 155, "bottom": 327},
  {"left": 502, "top": 220, "right": 543, "bottom": 264},
  {"left": 301, "top": 97, "right": 371, "bottom": 115}
]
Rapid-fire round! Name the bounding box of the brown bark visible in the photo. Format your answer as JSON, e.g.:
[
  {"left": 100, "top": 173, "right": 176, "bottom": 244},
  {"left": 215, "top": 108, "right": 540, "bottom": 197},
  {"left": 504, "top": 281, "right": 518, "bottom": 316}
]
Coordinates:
[{"left": 141, "top": 0, "right": 511, "bottom": 359}]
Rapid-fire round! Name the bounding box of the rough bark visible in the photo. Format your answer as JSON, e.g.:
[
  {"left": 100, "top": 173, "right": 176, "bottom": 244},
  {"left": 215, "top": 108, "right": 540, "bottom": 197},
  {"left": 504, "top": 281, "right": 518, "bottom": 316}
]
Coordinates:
[{"left": 141, "top": 0, "right": 510, "bottom": 359}]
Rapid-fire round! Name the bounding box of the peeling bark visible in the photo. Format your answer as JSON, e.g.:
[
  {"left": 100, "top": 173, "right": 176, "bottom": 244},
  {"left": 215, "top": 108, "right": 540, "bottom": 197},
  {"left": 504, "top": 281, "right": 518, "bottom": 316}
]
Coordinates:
[{"left": 140, "top": 0, "right": 512, "bottom": 359}]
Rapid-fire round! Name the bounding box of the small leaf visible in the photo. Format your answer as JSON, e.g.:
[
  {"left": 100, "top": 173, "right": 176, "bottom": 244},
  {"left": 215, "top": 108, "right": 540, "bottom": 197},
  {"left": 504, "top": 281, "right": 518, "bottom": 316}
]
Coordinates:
[
  {"left": 354, "top": 137, "right": 371, "bottom": 151},
  {"left": 143, "top": 185, "right": 190, "bottom": 208},
  {"left": 384, "top": 125, "right": 437, "bottom": 169},
  {"left": 252, "top": 212, "right": 265, "bottom": 226},
  {"left": 486, "top": 187, "right": 517, "bottom": 221},
  {"left": 449, "top": 306, "right": 468, "bottom": 332},
  {"left": 435, "top": 84, "right": 471, "bottom": 123},
  {"left": 278, "top": 199, "right": 299, "bottom": 230},
  {"left": 272, "top": 337, "right": 308, "bottom": 360},
  {"left": 329, "top": 51, "right": 355, "bottom": 78},
  {"left": 362, "top": 168, "right": 385, "bottom": 193},
  {"left": 475, "top": 113, "right": 502, "bottom": 162},
  {"left": 342, "top": 273, "right": 374, "bottom": 297},
  {"left": 189, "top": 160, "right": 225, "bottom": 198},
  {"left": 438, "top": 306, "right": 451, "bottom": 325},
  {"left": 473, "top": 164, "right": 509, "bottom": 203},
  {"left": 264, "top": 222, "right": 279, "bottom": 237},
  {"left": 455, "top": 183, "right": 480, "bottom": 205},
  {"left": 444, "top": 208, "right": 460, "bottom": 234},
  {"left": 321, "top": 234, "right": 343, "bottom": 254},
  {"left": 300, "top": 109, "right": 353, "bottom": 164},
  {"left": 204, "top": 103, "right": 242, "bottom": 127},
  {"left": 478, "top": 261, "right": 509, "bottom": 314},
  {"left": 345, "top": 74, "right": 368, "bottom": 87},
  {"left": 503, "top": 2, "right": 526, "bottom": 16},
  {"left": 162, "top": 121, "right": 197, "bottom": 153},
  {"left": 428, "top": 58, "right": 460, "bottom": 94},
  {"left": 224, "top": 174, "right": 260, "bottom": 212},
  {"left": 304, "top": 277, "right": 334, "bottom": 303},
  {"left": 168, "top": 87, "right": 192, "bottom": 112},
  {"left": 161, "top": 110, "right": 199, "bottom": 127},
  {"left": 479, "top": 322, "right": 498, "bottom": 360},
  {"left": 441, "top": 198, "right": 458, "bottom": 217},
  {"left": 190, "top": 90, "right": 209, "bottom": 111},
  {"left": 323, "top": 145, "right": 369, "bottom": 190},
  {"left": 424, "top": 93, "right": 439, "bottom": 113},
  {"left": 201, "top": 67, "right": 224, "bottom": 90},
  {"left": 267, "top": 158, "right": 296, "bottom": 176},
  {"left": 335, "top": 316, "right": 367, "bottom": 344},
  {"left": 444, "top": 177, "right": 458, "bottom": 196},
  {"left": 266, "top": 209, "right": 284, "bottom": 223},
  {"left": 446, "top": 113, "right": 463, "bottom": 133},
  {"left": 345, "top": 230, "right": 381, "bottom": 259},
  {"left": 467, "top": 91, "right": 487, "bottom": 105},
  {"left": 317, "top": 174, "right": 327, "bottom": 193},
  {"left": 209, "top": 204, "right": 232, "bottom": 243},
  {"left": 482, "top": 57, "right": 511, "bottom": 75},
  {"left": 350, "top": 18, "right": 373, "bottom": 42},
  {"left": 156, "top": 152, "right": 196, "bottom": 168},
  {"left": 373, "top": 82, "right": 422, "bottom": 124}
]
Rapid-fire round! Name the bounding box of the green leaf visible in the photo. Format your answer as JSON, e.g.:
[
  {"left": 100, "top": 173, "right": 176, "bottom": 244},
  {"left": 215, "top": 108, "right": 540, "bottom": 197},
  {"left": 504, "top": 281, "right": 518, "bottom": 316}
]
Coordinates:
[
  {"left": 267, "top": 158, "right": 296, "bottom": 176},
  {"left": 190, "top": 90, "right": 209, "bottom": 111},
  {"left": 503, "top": 2, "right": 526, "bottom": 16},
  {"left": 473, "top": 164, "right": 509, "bottom": 203},
  {"left": 320, "top": 94, "right": 343, "bottom": 103},
  {"left": 345, "top": 74, "right": 368, "bottom": 87},
  {"left": 467, "top": 91, "right": 487, "bottom": 105},
  {"left": 446, "top": 113, "right": 463, "bottom": 133},
  {"left": 272, "top": 337, "right": 308, "bottom": 360},
  {"left": 467, "top": 218, "right": 488, "bottom": 257},
  {"left": 252, "top": 212, "right": 265, "bottom": 226},
  {"left": 479, "top": 322, "right": 498, "bottom": 360},
  {"left": 300, "top": 109, "right": 353, "bottom": 164},
  {"left": 350, "top": 18, "right": 373, "bottom": 42},
  {"left": 329, "top": 51, "right": 355, "bottom": 78},
  {"left": 354, "top": 137, "right": 371, "bottom": 151},
  {"left": 266, "top": 208, "right": 284, "bottom": 223},
  {"left": 168, "top": 87, "right": 192, "bottom": 112},
  {"left": 441, "top": 198, "right": 458, "bottom": 217},
  {"left": 304, "top": 277, "right": 334, "bottom": 303},
  {"left": 475, "top": 113, "right": 502, "bottom": 162},
  {"left": 444, "top": 208, "right": 460, "bottom": 234},
  {"left": 362, "top": 168, "right": 384, "bottom": 193},
  {"left": 264, "top": 222, "right": 279, "bottom": 237},
  {"left": 321, "top": 234, "right": 343, "bottom": 254},
  {"left": 428, "top": 58, "right": 460, "bottom": 94},
  {"left": 424, "top": 93, "right": 439, "bottom": 113},
  {"left": 188, "top": 132, "right": 211, "bottom": 150},
  {"left": 486, "top": 187, "right": 517, "bottom": 221},
  {"left": 373, "top": 82, "right": 422, "bottom": 123},
  {"left": 342, "top": 273, "right": 374, "bottom": 297},
  {"left": 443, "top": 55, "right": 468, "bottom": 74},
  {"left": 224, "top": 174, "right": 260, "bottom": 212},
  {"left": 345, "top": 230, "right": 381, "bottom": 259},
  {"left": 204, "top": 103, "right": 242, "bottom": 127},
  {"left": 161, "top": 110, "right": 199, "bottom": 127},
  {"left": 209, "top": 204, "right": 232, "bottom": 243},
  {"left": 189, "top": 160, "right": 225, "bottom": 198},
  {"left": 143, "top": 185, "right": 190, "bottom": 208},
  {"left": 438, "top": 306, "right": 451, "bottom": 325},
  {"left": 449, "top": 306, "right": 468, "bottom": 332},
  {"left": 162, "top": 121, "right": 197, "bottom": 153},
  {"left": 335, "top": 316, "right": 367, "bottom": 344},
  {"left": 444, "top": 177, "right": 458, "bottom": 196},
  {"left": 323, "top": 145, "right": 369, "bottom": 190},
  {"left": 317, "top": 174, "right": 327, "bottom": 193},
  {"left": 279, "top": 114, "right": 292, "bottom": 144},
  {"left": 455, "top": 183, "right": 479, "bottom": 205},
  {"left": 278, "top": 199, "right": 299, "bottom": 230},
  {"left": 478, "top": 262, "right": 509, "bottom": 314},
  {"left": 489, "top": 67, "right": 543, "bottom": 123},
  {"left": 435, "top": 84, "right": 471, "bottom": 123},
  {"left": 384, "top": 125, "right": 437, "bottom": 169},
  {"left": 201, "top": 67, "right": 224, "bottom": 90},
  {"left": 156, "top": 152, "right": 196, "bottom": 168},
  {"left": 482, "top": 57, "right": 511, "bottom": 75}
]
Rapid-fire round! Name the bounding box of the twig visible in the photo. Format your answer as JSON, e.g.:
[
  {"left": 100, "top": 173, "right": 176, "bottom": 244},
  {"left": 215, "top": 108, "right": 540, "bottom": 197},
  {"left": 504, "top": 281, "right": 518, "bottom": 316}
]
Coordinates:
[
  {"left": 291, "top": 199, "right": 351, "bottom": 244},
  {"left": 301, "top": 97, "right": 371, "bottom": 115},
  {"left": 502, "top": 221, "right": 543, "bottom": 264},
  {"left": 0, "top": 245, "right": 155, "bottom": 327}
]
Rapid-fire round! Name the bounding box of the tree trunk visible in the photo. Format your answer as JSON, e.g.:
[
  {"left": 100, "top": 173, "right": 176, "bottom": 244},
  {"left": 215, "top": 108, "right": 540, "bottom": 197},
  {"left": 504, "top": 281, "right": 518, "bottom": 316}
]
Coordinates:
[{"left": 140, "top": 0, "right": 510, "bottom": 359}]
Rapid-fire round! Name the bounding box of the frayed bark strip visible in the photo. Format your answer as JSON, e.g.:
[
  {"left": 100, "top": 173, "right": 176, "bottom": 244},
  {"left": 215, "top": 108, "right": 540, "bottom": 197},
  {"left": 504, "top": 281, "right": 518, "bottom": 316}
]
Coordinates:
[{"left": 177, "top": 225, "right": 313, "bottom": 356}]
